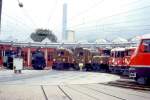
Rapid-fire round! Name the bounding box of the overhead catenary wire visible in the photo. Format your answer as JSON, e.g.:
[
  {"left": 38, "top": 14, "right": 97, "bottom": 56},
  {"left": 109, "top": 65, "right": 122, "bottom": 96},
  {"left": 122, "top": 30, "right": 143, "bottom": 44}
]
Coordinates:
[
  {"left": 68, "top": 0, "right": 105, "bottom": 21},
  {"left": 70, "top": 17, "right": 150, "bottom": 30},
  {"left": 69, "top": 1, "right": 150, "bottom": 29},
  {"left": 20, "top": 8, "right": 39, "bottom": 28},
  {"left": 68, "top": 0, "right": 144, "bottom": 23},
  {"left": 46, "top": 0, "right": 58, "bottom": 28},
  {"left": 2, "top": 13, "right": 35, "bottom": 30},
  {"left": 16, "top": 0, "right": 39, "bottom": 28}
]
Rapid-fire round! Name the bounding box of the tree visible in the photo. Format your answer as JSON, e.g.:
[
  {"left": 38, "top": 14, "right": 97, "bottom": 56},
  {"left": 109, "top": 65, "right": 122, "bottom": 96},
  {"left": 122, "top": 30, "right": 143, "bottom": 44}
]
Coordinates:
[{"left": 30, "top": 29, "right": 57, "bottom": 42}]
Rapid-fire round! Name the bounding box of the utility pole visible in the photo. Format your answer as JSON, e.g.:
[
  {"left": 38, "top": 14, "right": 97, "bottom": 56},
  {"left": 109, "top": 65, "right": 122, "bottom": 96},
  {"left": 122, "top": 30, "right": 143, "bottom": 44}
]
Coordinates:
[{"left": 0, "top": 0, "right": 2, "bottom": 32}]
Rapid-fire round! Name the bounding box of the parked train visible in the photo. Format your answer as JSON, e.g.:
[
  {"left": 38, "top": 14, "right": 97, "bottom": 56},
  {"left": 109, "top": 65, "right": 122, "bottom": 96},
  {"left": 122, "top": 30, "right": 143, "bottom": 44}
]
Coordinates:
[
  {"left": 92, "top": 48, "right": 110, "bottom": 71},
  {"left": 52, "top": 48, "right": 74, "bottom": 70},
  {"left": 109, "top": 47, "right": 135, "bottom": 75},
  {"left": 74, "top": 48, "right": 93, "bottom": 71},
  {"left": 129, "top": 38, "right": 150, "bottom": 84}
]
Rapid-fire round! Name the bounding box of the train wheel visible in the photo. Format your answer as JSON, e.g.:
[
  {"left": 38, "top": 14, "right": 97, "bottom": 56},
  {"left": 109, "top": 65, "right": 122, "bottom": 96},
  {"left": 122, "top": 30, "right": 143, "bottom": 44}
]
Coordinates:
[{"left": 122, "top": 69, "right": 129, "bottom": 76}]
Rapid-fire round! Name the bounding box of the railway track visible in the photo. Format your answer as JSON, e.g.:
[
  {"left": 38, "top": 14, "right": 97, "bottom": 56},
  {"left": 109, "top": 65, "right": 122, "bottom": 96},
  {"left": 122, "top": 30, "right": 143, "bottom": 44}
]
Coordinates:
[
  {"left": 102, "top": 76, "right": 150, "bottom": 91},
  {"left": 64, "top": 85, "right": 126, "bottom": 100}
]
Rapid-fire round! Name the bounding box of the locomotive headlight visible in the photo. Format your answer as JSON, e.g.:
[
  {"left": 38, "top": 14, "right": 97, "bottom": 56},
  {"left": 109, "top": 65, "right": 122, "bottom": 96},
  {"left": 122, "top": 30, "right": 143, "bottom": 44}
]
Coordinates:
[
  {"left": 63, "top": 58, "right": 65, "bottom": 62},
  {"left": 58, "top": 54, "right": 61, "bottom": 56},
  {"left": 89, "top": 60, "right": 91, "bottom": 63},
  {"left": 53, "top": 59, "right": 56, "bottom": 62},
  {"left": 100, "top": 60, "right": 103, "bottom": 63}
]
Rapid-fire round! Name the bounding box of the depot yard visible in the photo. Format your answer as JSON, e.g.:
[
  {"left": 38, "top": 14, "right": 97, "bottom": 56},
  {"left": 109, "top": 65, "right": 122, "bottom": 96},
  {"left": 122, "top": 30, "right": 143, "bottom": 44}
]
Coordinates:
[{"left": 0, "top": 70, "right": 150, "bottom": 100}]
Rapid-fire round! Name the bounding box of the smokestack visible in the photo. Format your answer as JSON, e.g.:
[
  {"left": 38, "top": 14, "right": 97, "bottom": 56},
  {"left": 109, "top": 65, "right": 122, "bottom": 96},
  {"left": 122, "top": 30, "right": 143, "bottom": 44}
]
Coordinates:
[{"left": 62, "top": 3, "right": 67, "bottom": 41}]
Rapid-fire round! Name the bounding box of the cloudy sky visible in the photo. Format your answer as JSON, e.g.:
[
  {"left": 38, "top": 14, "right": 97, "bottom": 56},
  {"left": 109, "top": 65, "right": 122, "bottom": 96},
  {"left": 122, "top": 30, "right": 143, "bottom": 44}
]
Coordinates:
[{"left": 1, "top": 0, "right": 150, "bottom": 41}]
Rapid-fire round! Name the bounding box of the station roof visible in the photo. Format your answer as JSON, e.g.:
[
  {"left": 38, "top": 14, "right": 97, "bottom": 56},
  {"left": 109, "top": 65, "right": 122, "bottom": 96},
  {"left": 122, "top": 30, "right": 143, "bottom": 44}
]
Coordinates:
[{"left": 112, "top": 37, "right": 128, "bottom": 43}]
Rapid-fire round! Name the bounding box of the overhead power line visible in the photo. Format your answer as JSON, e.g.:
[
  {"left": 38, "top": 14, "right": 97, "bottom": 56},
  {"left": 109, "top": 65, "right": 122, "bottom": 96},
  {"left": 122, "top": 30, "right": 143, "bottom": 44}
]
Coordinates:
[
  {"left": 46, "top": 0, "right": 58, "bottom": 28},
  {"left": 68, "top": 0, "right": 105, "bottom": 21},
  {"left": 69, "top": 4, "right": 150, "bottom": 29},
  {"left": 3, "top": 13, "right": 34, "bottom": 30},
  {"left": 68, "top": 0, "right": 143, "bottom": 22},
  {"left": 70, "top": 17, "right": 150, "bottom": 30}
]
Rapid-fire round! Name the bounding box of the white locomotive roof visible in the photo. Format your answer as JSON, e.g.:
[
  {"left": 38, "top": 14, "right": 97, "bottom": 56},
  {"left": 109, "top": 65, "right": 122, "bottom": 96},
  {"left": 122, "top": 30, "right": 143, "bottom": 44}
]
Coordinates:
[
  {"left": 125, "top": 46, "right": 136, "bottom": 50},
  {"left": 111, "top": 47, "right": 125, "bottom": 51}
]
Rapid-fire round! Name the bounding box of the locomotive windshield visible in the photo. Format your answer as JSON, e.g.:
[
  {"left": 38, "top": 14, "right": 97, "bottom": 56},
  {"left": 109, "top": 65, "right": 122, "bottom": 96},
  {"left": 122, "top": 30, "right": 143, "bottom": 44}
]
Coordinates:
[
  {"left": 79, "top": 52, "right": 83, "bottom": 56},
  {"left": 103, "top": 50, "right": 110, "bottom": 56},
  {"left": 58, "top": 51, "right": 64, "bottom": 56},
  {"left": 116, "top": 51, "right": 124, "bottom": 57},
  {"left": 142, "top": 39, "right": 150, "bottom": 52},
  {"left": 60, "top": 51, "right": 64, "bottom": 55}
]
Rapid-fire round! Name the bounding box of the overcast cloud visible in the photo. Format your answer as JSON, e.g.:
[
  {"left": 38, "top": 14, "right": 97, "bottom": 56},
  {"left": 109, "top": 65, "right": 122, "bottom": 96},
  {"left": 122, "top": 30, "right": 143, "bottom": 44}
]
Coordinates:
[{"left": 1, "top": 0, "right": 150, "bottom": 41}]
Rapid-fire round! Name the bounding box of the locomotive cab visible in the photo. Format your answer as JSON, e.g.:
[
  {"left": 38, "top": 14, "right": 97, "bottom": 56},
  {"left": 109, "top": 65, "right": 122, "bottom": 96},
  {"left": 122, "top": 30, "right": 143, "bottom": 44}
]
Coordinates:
[
  {"left": 129, "top": 39, "right": 150, "bottom": 84},
  {"left": 123, "top": 47, "right": 136, "bottom": 75},
  {"left": 52, "top": 48, "right": 74, "bottom": 70},
  {"left": 109, "top": 48, "right": 125, "bottom": 74},
  {"left": 74, "top": 48, "right": 93, "bottom": 71}
]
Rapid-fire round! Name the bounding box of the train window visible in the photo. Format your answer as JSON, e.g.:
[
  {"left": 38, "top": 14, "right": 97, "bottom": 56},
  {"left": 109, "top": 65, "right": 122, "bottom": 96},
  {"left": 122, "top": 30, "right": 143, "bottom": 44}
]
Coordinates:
[
  {"left": 128, "top": 50, "right": 132, "bottom": 56},
  {"left": 103, "top": 50, "right": 110, "bottom": 56},
  {"left": 125, "top": 51, "right": 128, "bottom": 56},
  {"left": 115, "top": 51, "right": 119, "bottom": 57},
  {"left": 0, "top": 50, "right": 1, "bottom": 56},
  {"left": 60, "top": 51, "right": 64, "bottom": 55},
  {"left": 120, "top": 51, "right": 125, "bottom": 57},
  {"left": 79, "top": 52, "right": 83, "bottom": 56},
  {"left": 142, "top": 40, "right": 150, "bottom": 52}
]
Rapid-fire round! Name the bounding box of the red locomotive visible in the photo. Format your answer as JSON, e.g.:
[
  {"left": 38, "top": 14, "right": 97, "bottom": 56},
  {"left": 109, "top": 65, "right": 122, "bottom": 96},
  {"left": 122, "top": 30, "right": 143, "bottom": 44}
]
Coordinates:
[
  {"left": 109, "top": 48, "right": 125, "bottom": 73},
  {"left": 123, "top": 47, "right": 135, "bottom": 75},
  {"left": 109, "top": 47, "right": 136, "bottom": 74},
  {"left": 129, "top": 38, "right": 150, "bottom": 84}
]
